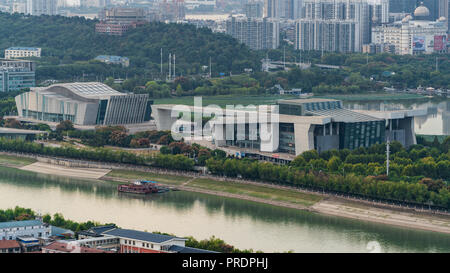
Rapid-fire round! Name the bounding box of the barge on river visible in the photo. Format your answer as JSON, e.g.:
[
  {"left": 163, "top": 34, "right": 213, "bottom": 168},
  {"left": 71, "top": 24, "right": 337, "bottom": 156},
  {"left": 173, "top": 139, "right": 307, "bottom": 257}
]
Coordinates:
[{"left": 118, "top": 180, "right": 170, "bottom": 194}]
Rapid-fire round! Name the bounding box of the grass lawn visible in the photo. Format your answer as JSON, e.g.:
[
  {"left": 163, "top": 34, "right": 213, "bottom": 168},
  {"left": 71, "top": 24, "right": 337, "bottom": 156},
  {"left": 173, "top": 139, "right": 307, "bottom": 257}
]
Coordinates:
[
  {"left": 0, "top": 154, "right": 37, "bottom": 166},
  {"left": 188, "top": 178, "right": 322, "bottom": 207},
  {"left": 107, "top": 169, "right": 190, "bottom": 185}
]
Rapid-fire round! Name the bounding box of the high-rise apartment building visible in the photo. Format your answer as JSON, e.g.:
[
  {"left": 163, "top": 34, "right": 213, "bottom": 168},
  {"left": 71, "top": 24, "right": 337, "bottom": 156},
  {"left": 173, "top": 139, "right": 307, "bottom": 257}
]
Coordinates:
[
  {"left": 226, "top": 15, "right": 280, "bottom": 50},
  {"left": 368, "top": 0, "right": 389, "bottom": 24},
  {"left": 296, "top": 20, "right": 359, "bottom": 53},
  {"left": 297, "top": 0, "right": 370, "bottom": 52},
  {"left": 422, "top": 0, "right": 440, "bottom": 20},
  {"left": 245, "top": 1, "right": 263, "bottom": 18},
  {"left": 263, "top": 0, "right": 302, "bottom": 19},
  {"left": 389, "top": 0, "right": 416, "bottom": 13},
  {"left": 264, "top": 0, "right": 277, "bottom": 17},
  {"left": 439, "top": 0, "right": 450, "bottom": 31},
  {"left": 26, "top": 0, "right": 58, "bottom": 16}
]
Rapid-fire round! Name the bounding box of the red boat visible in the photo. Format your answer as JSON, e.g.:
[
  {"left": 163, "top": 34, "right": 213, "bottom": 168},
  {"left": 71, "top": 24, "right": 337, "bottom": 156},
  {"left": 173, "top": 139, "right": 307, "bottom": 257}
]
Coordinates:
[{"left": 118, "top": 180, "right": 159, "bottom": 194}]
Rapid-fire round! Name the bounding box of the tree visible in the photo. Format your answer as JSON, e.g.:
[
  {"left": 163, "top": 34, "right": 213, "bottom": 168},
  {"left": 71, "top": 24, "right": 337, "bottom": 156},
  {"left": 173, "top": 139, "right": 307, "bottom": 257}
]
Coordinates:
[
  {"left": 327, "top": 156, "right": 342, "bottom": 172},
  {"left": 109, "top": 131, "right": 129, "bottom": 147},
  {"left": 301, "top": 150, "right": 319, "bottom": 162},
  {"left": 3, "top": 118, "right": 22, "bottom": 129},
  {"left": 176, "top": 84, "right": 184, "bottom": 96},
  {"left": 56, "top": 120, "right": 74, "bottom": 132},
  {"left": 291, "top": 155, "right": 306, "bottom": 168}
]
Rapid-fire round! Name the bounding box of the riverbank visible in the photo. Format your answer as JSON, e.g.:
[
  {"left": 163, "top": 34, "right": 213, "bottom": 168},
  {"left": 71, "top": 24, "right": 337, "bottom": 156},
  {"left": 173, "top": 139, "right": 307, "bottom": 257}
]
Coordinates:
[
  {"left": 21, "top": 162, "right": 111, "bottom": 179},
  {"left": 1, "top": 153, "right": 449, "bottom": 235},
  {"left": 105, "top": 173, "right": 450, "bottom": 234}
]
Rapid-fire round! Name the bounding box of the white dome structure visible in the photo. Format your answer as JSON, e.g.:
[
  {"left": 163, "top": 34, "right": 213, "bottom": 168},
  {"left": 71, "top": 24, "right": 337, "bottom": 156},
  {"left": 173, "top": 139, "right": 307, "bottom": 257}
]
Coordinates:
[
  {"left": 438, "top": 16, "right": 446, "bottom": 22},
  {"left": 414, "top": 5, "right": 430, "bottom": 18}
]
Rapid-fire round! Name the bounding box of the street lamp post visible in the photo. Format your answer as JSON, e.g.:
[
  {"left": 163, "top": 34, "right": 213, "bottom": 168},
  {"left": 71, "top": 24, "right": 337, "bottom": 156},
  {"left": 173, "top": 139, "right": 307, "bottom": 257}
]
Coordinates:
[{"left": 386, "top": 139, "right": 390, "bottom": 177}]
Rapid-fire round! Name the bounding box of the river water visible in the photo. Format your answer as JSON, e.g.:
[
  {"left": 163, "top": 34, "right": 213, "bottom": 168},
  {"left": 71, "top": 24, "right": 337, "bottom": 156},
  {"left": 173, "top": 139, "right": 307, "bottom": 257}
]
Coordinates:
[{"left": 0, "top": 166, "right": 449, "bottom": 253}]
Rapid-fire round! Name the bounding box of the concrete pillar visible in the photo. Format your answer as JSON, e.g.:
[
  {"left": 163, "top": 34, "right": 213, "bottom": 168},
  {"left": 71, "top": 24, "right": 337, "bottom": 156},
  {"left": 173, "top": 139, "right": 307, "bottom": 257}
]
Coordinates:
[
  {"left": 151, "top": 106, "right": 179, "bottom": 131},
  {"left": 294, "top": 123, "right": 315, "bottom": 156},
  {"left": 260, "top": 122, "right": 279, "bottom": 153},
  {"left": 213, "top": 123, "right": 226, "bottom": 146}
]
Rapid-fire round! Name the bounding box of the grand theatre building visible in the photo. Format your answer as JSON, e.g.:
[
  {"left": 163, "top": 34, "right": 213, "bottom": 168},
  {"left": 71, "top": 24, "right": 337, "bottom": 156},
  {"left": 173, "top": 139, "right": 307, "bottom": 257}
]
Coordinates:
[
  {"left": 15, "top": 82, "right": 152, "bottom": 125},
  {"left": 153, "top": 98, "right": 426, "bottom": 159}
]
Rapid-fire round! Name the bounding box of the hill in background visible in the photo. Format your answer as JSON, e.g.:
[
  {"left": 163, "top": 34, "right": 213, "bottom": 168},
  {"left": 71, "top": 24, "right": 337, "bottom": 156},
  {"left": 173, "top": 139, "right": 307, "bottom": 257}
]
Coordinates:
[{"left": 0, "top": 12, "right": 261, "bottom": 80}]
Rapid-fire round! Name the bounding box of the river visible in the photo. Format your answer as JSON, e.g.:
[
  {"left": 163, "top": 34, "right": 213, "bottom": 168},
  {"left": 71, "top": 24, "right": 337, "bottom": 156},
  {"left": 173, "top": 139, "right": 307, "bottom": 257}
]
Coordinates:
[{"left": 0, "top": 166, "right": 449, "bottom": 253}]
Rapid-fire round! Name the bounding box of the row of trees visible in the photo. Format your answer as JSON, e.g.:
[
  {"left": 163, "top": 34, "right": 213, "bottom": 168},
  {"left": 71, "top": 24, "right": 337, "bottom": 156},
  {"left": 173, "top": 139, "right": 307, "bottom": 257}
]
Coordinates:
[
  {"left": 0, "top": 137, "right": 197, "bottom": 171},
  {"left": 205, "top": 157, "right": 450, "bottom": 208},
  {"left": 289, "top": 141, "right": 450, "bottom": 181},
  {"left": 0, "top": 206, "right": 35, "bottom": 222},
  {"left": 67, "top": 125, "right": 175, "bottom": 148}
]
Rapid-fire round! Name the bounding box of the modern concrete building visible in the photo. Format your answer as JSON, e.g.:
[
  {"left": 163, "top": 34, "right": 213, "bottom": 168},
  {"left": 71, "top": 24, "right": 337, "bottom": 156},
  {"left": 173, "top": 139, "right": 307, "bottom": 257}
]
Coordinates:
[
  {"left": 15, "top": 82, "right": 152, "bottom": 125},
  {"left": 152, "top": 99, "right": 425, "bottom": 157},
  {"left": 5, "top": 47, "right": 41, "bottom": 59},
  {"left": 226, "top": 15, "right": 280, "bottom": 50},
  {"left": 0, "top": 59, "right": 35, "bottom": 92}
]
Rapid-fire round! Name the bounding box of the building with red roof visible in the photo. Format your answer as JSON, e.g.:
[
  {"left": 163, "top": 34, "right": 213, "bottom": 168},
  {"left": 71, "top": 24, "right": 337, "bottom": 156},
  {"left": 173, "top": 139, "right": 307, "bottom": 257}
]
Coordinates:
[{"left": 0, "top": 240, "right": 21, "bottom": 253}]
